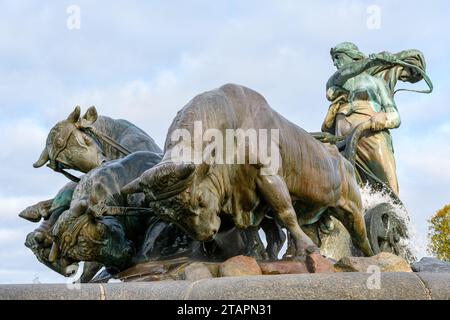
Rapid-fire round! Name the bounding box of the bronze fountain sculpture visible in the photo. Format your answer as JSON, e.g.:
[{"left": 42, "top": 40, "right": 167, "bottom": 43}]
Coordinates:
[
  {"left": 20, "top": 43, "right": 432, "bottom": 282},
  {"left": 21, "top": 106, "right": 283, "bottom": 281}
]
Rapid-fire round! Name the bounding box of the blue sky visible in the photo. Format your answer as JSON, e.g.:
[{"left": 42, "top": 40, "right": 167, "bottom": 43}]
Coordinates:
[{"left": 0, "top": 0, "right": 449, "bottom": 283}]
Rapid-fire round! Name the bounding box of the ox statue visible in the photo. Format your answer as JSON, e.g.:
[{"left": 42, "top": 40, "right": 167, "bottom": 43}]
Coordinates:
[
  {"left": 48, "top": 151, "right": 166, "bottom": 271},
  {"left": 21, "top": 105, "right": 162, "bottom": 224},
  {"left": 21, "top": 106, "right": 162, "bottom": 280},
  {"left": 45, "top": 151, "right": 281, "bottom": 280},
  {"left": 22, "top": 107, "right": 282, "bottom": 281},
  {"left": 123, "top": 83, "right": 374, "bottom": 257}
]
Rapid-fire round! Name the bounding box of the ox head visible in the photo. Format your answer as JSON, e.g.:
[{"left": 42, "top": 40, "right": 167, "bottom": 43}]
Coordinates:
[
  {"left": 49, "top": 201, "right": 134, "bottom": 270},
  {"left": 122, "top": 161, "right": 222, "bottom": 242},
  {"left": 25, "top": 223, "right": 79, "bottom": 277},
  {"left": 33, "top": 106, "right": 107, "bottom": 173}
]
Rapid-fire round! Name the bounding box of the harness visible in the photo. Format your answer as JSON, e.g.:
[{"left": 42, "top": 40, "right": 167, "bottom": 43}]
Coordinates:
[
  {"left": 310, "top": 122, "right": 401, "bottom": 205},
  {"left": 391, "top": 59, "right": 433, "bottom": 95},
  {"left": 59, "top": 214, "right": 93, "bottom": 257}
]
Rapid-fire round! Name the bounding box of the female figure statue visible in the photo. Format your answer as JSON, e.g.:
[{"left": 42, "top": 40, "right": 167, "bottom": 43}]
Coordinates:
[{"left": 322, "top": 42, "right": 429, "bottom": 196}]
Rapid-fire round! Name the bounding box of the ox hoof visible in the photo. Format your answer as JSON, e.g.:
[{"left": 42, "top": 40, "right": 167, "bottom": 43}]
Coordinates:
[
  {"left": 282, "top": 246, "right": 296, "bottom": 260},
  {"left": 305, "top": 245, "right": 320, "bottom": 254}
]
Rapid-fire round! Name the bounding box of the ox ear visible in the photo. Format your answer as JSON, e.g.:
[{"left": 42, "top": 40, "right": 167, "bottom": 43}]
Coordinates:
[
  {"left": 82, "top": 106, "right": 98, "bottom": 125},
  {"left": 67, "top": 106, "right": 81, "bottom": 123},
  {"left": 33, "top": 147, "right": 49, "bottom": 168}
]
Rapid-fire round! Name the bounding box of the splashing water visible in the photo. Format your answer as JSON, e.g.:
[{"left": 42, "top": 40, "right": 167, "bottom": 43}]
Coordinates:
[{"left": 359, "top": 183, "right": 425, "bottom": 262}]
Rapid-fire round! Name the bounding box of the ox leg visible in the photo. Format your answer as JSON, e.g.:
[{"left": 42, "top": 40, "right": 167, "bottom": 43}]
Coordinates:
[
  {"left": 260, "top": 217, "right": 286, "bottom": 260},
  {"left": 256, "top": 175, "right": 318, "bottom": 257},
  {"left": 242, "top": 227, "right": 269, "bottom": 260},
  {"left": 330, "top": 204, "right": 374, "bottom": 256}
]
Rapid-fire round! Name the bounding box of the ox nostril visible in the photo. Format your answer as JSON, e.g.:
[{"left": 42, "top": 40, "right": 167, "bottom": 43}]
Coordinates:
[{"left": 212, "top": 229, "right": 218, "bottom": 235}]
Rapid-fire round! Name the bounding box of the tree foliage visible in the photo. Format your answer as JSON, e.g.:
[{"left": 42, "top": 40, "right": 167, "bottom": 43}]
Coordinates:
[{"left": 428, "top": 204, "right": 450, "bottom": 262}]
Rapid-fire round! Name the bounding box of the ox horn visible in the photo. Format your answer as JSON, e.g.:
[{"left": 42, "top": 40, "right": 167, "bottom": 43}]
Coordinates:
[
  {"left": 121, "top": 162, "right": 196, "bottom": 196},
  {"left": 48, "top": 242, "right": 60, "bottom": 263},
  {"left": 33, "top": 147, "right": 49, "bottom": 168}
]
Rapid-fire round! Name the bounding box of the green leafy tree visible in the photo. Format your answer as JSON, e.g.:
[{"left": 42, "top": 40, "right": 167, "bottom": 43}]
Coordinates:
[{"left": 428, "top": 204, "right": 450, "bottom": 261}]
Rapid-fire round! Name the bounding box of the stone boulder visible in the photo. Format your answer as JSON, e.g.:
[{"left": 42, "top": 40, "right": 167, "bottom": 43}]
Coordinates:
[
  {"left": 306, "top": 252, "right": 335, "bottom": 273},
  {"left": 183, "top": 262, "right": 214, "bottom": 281},
  {"left": 258, "top": 260, "right": 309, "bottom": 275},
  {"left": 411, "top": 257, "right": 450, "bottom": 273},
  {"left": 334, "top": 252, "right": 412, "bottom": 272},
  {"left": 219, "top": 255, "right": 262, "bottom": 277},
  {"left": 318, "top": 217, "right": 357, "bottom": 261}
]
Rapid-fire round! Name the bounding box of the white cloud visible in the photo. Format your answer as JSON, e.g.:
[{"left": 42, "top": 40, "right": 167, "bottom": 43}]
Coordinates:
[
  {"left": 0, "top": 118, "right": 47, "bottom": 160},
  {"left": 437, "top": 122, "right": 450, "bottom": 134},
  {"left": 0, "top": 196, "right": 45, "bottom": 222},
  {"left": 395, "top": 129, "right": 450, "bottom": 239},
  {"left": 0, "top": 118, "right": 69, "bottom": 199},
  {"left": 396, "top": 130, "right": 450, "bottom": 183},
  {"left": 0, "top": 229, "right": 24, "bottom": 244}
]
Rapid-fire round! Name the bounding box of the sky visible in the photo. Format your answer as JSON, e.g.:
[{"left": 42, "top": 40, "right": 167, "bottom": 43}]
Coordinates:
[{"left": 0, "top": 0, "right": 449, "bottom": 283}]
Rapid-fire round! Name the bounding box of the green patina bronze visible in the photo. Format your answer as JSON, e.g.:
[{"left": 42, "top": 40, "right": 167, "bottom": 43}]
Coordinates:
[
  {"left": 322, "top": 42, "right": 431, "bottom": 196},
  {"left": 19, "top": 44, "right": 433, "bottom": 283}
]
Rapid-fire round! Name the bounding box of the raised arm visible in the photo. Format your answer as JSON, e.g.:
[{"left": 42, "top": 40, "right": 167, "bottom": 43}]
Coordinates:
[
  {"left": 327, "top": 54, "right": 394, "bottom": 101},
  {"left": 330, "top": 55, "right": 387, "bottom": 87}
]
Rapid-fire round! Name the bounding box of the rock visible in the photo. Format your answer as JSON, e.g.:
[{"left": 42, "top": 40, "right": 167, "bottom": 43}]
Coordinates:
[
  {"left": 411, "top": 257, "right": 450, "bottom": 273},
  {"left": 318, "top": 217, "right": 358, "bottom": 261},
  {"left": 258, "top": 261, "right": 309, "bottom": 275},
  {"left": 334, "top": 252, "right": 412, "bottom": 272},
  {"left": 219, "top": 255, "right": 262, "bottom": 277},
  {"left": 184, "top": 262, "right": 213, "bottom": 281},
  {"left": 306, "top": 252, "right": 335, "bottom": 273}
]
